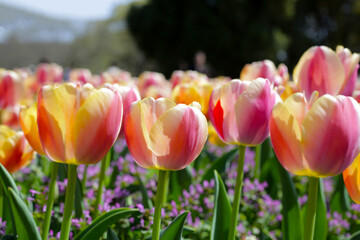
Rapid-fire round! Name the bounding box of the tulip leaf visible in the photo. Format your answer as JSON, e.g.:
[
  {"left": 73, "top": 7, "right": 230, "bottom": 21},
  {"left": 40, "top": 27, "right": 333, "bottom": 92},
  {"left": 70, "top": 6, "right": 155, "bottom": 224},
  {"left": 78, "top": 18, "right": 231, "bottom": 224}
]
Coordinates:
[
  {"left": 74, "top": 175, "right": 84, "bottom": 219},
  {"left": 350, "top": 230, "right": 360, "bottom": 240},
  {"left": 74, "top": 208, "right": 139, "bottom": 240},
  {"left": 107, "top": 227, "right": 120, "bottom": 240},
  {"left": 330, "top": 174, "right": 350, "bottom": 213},
  {"left": 277, "top": 160, "right": 303, "bottom": 240},
  {"left": 0, "top": 164, "right": 19, "bottom": 196},
  {"left": 211, "top": 171, "right": 231, "bottom": 240},
  {"left": 169, "top": 167, "right": 192, "bottom": 203},
  {"left": 313, "top": 179, "right": 327, "bottom": 240},
  {"left": 137, "top": 176, "right": 153, "bottom": 209},
  {"left": 202, "top": 148, "right": 238, "bottom": 182},
  {"left": 160, "top": 211, "right": 189, "bottom": 240},
  {"left": 7, "top": 187, "right": 41, "bottom": 240}
]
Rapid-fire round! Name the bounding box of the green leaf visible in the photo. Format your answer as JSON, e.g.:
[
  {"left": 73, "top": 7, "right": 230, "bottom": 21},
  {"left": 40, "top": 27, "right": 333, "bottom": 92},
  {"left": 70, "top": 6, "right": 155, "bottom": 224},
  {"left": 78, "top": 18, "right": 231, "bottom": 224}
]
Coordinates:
[
  {"left": 313, "top": 179, "right": 327, "bottom": 240},
  {"left": 107, "top": 227, "right": 120, "bottom": 240},
  {"left": 202, "top": 148, "right": 238, "bottom": 182},
  {"left": 160, "top": 211, "right": 189, "bottom": 240},
  {"left": 7, "top": 187, "right": 41, "bottom": 240},
  {"left": 74, "top": 175, "right": 84, "bottom": 219},
  {"left": 277, "top": 161, "right": 303, "bottom": 240},
  {"left": 350, "top": 230, "right": 360, "bottom": 240},
  {"left": 169, "top": 167, "right": 192, "bottom": 203},
  {"left": 211, "top": 171, "right": 232, "bottom": 240},
  {"left": 0, "top": 164, "right": 19, "bottom": 196},
  {"left": 74, "top": 208, "right": 139, "bottom": 240},
  {"left": 330, "top": 174, "right": 350, "bottom": 213},
  {"left": 137, "top": 176, "right": 153, "bottom": 209}
]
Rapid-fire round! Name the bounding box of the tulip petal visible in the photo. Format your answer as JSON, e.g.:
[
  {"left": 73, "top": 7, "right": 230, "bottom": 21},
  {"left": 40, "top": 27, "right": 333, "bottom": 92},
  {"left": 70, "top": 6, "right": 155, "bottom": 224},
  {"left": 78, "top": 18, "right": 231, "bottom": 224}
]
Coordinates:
[
  {"left": 37, "top": 85, "right": 71, "bottom": 162},
  {"left": 74, "top": 88, "right": 122, "bottom": 164},
  {"left": 234, "top": 78, "right": 276, "bottom": 145},
  {"left": 19, "top": 103, "right": 45, "bottom": 155},
  {"left": 302, "top": 95, "right": 360, "bottom": 177},
  {"left": 270, "top": 100, "right": 305, "bottom": 175},
  {"left": 294, "top": 46, "right": 345, "bottom": 99},
  {"left": 149, "top": 104, "right": 208, "bottom": 170},
  {"left": 343, "top": 154, "right": 360, "bottom": 204}
]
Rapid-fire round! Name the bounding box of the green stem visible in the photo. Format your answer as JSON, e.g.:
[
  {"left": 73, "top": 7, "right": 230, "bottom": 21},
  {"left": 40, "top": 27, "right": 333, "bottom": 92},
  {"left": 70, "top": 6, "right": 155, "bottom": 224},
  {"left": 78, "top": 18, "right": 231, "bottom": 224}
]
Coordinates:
[
  {"left": 59, "top": 164, "right": 78, "bottom": 240},
  {"left": 0, "top": 183, "right": 3, "bottom": 218},
  {"left": 81, "top": 165, "right": 88, "bottom": 190},
  {"left": 94, "top": 151, "right": 110, "bottom": 217},
  {"left": 42, "top": 162, "right": 59, "bottom": 240},
  {"left": 152, "top": 170, "right": 168, "bottom": 240},
  {"left": 228, "top": 145, "right": 246, "bottom": 240},
  {"left": 254, "top": 144, "right": 261, "bottom": 179},
  {"left": 304, "top": 177, "right": 319, "bottom": 240},
  {"left": 162, "top": 171, "right": 170, "bottom": 204}
]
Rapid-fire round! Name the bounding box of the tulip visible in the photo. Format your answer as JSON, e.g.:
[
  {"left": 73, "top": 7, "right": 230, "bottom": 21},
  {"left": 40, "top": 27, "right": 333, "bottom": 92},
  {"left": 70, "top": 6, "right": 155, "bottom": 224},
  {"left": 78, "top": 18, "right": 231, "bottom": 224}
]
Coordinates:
[
  {"left": 171, "top": 82, "right": 213, "bottom": 117},
  {"left": 36, "top": 63, "right": 63, "bottom": 85},
  {"left": 343, "top": 154, "right": 360, "bottom": 204},
  {"left": 104, "top": 83, "right": 141, "bottom": 137},
  {"left": 336, "top": 45, "right": 360, "bottom": 96},
  {"left": 208, "top": 78, "right": 280, "bottom": 240},
  {"left": 209, "top": 78, "right": 281, "bottom": 146},
  {"left": 37, "top": 82, "right": 123, "bottom": 240},
  {"left": 0, "top": 125, "right": 34, "bottom": 173},
  {"left": 269, "top": 92, "right": 360, "bottom": 240},
  {"left": 69, "top": 68, "right": 92, "bottom": 85},
  {"left": 170, "top": 70, "right": 209, "bottom": 88},
  {"left": 37, "top": 82, "right": 122, "bottom": 165},
  {"left": 293, "top": 46, "right": 346, "bottom": 100},
  {"left": 124, "top": 97, "right": 207, "bottom": 240},
  {"left": 0, "top": 70, "right": 24, "bottom": 109},
  {"left": 240, "top": 60, "right": 289, "bottom": 87}
]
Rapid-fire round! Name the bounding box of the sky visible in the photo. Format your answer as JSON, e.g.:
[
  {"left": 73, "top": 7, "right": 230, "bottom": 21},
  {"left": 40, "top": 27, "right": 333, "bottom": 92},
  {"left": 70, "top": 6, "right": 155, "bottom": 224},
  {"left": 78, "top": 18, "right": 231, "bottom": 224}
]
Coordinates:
[{"left": 0, "top": 0, "right": 133, "bottom": 20}]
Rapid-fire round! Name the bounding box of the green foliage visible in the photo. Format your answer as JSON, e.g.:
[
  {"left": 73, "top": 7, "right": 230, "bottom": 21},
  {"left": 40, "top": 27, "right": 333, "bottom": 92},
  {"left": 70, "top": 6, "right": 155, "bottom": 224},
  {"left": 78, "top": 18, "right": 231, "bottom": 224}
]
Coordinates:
[
  {"left": 160, "top": 212, "right": 189, "bottom": 240},
  {"left": 277, "top": 160, "right": 303, "bottom": 240},
  {"left": 7, "top": 188, "right": 41, "bottom": 240},
  {"left": 211, "top": 171, "right": 231, "bottom": 240},
  {"left": 74, "top": 208, "right": 139, "bottom": 240}
]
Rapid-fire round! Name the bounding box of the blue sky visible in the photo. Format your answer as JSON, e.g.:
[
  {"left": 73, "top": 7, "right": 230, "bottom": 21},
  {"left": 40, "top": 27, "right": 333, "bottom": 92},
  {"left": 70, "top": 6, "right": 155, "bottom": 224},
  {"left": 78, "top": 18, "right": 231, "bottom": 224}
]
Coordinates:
[{"left": 0, "top": 0, "right": 133, "bottom": 20}]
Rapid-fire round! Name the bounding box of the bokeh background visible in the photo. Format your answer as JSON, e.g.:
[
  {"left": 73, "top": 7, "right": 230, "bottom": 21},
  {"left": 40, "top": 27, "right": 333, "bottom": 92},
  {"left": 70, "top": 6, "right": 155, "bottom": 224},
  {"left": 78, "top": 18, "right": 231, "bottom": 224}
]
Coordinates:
[{"left": 1, "top": 0, "right": 359, "bottom": 78}]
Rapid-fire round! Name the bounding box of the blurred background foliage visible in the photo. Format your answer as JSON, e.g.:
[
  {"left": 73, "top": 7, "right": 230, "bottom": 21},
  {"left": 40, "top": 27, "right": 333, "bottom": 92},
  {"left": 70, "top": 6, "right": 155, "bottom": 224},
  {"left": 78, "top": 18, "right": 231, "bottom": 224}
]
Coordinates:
[{"left": 1, "top": 0, "right": 360, "bottom": 78}]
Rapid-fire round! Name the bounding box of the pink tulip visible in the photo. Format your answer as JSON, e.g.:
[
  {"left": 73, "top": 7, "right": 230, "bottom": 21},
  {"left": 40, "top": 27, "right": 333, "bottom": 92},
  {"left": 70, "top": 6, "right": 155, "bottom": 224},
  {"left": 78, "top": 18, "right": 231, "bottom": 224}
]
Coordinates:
[
  {"left": 104, "top": 83, "right": 141, "bottom": 137},
  {"left": 0, "top": 70, "right": 24, "bottom": 109},
  {"left": 209, "top": 78, "right": 281, "bottom": 146},
  {"left": 124, "top": 97, "right": 208, "bottom": 171},
  {"left": 336, "top": 45, "right": 360, "bottom": 96},
  {"left": 240, "top": 60, "right": 289, "bottom": 87},
  {"left": 293, "top": 46, "right": 346, "bottom": 100}
]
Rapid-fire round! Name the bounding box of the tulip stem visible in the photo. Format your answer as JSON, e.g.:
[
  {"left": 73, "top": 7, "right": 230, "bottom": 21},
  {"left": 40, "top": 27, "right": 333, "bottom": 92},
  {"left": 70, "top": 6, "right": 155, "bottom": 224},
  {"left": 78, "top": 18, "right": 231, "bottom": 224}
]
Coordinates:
[
  {"left": 42, "top": 162, "right": 59, "bottom": 240},
  {"left": 0, "top": 183, "right": 3, "bottom": 218},
  {"left": 94, "top": 151, "right": 110, "bottom": 217},
  {"left": 81, "top": 165, "right": 88, "bottom": 190},
  {"left": 254, "top": 144, "right": 261, "bottom": 179},
  {"left": 228, "top": 145, "right": 246, "bottom": 240},
  {"left": 59, "top": 164, "right": 78, "bottom": 240},
  {"left": 304, "top": 177, "right": 319, "bottom": 240},
  {"left": 162, "top": 171, "right": 170, "bottom": 204},
  {"left": 152, "top": 170, "right": 168, "bottom": 240}
]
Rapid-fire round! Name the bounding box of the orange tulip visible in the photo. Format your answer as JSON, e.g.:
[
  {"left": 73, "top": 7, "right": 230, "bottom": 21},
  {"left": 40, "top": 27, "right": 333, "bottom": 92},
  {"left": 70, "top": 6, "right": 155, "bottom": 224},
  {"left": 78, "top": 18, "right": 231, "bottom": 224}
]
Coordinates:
[
  {"left": 344, "top": 154, "right": 360, "bottom": 204},
  {"left": 37, "top": 83, "right": 123, "bottom": 165},
  {"left": 270, "top": 92, "right": 360, "bottom": 177},
  {"left": 0, "top": 125, "right": 34, "bottom": 173},
  {"left": 124, "top": 97, "right": 208, "bottom": 171},
  {"left": 171, "top": 82, "right": 213, "bottom": 117}
]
